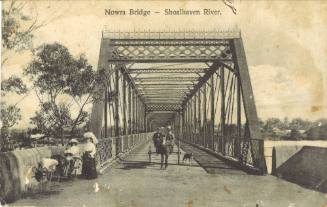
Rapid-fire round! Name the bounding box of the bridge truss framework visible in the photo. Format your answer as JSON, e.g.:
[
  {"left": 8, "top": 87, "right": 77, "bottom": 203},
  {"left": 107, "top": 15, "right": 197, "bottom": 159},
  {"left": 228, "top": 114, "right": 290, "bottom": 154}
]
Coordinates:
[{"left": 90, "top": 31, "right": 267, "bottom": 174}]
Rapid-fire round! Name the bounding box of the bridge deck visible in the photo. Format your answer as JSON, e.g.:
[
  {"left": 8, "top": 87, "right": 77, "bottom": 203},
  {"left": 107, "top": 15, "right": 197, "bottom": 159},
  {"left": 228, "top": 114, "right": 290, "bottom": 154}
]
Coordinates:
[{"left": 15, "top": 142, "right": 325, "bottom": 207}]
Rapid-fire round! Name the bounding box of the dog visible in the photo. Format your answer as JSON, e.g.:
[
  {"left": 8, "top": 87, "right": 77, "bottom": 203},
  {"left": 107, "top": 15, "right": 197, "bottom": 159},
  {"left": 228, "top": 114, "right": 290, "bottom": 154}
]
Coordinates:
[{"left": 182, "top": 153, "right": 193, "bottom": 164}]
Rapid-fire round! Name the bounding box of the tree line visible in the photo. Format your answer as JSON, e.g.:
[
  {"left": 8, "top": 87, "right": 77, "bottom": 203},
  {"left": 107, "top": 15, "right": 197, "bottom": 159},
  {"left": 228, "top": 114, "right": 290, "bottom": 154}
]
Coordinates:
[{"left": 259, "top": 117, "right": 327, "bottom": 140}]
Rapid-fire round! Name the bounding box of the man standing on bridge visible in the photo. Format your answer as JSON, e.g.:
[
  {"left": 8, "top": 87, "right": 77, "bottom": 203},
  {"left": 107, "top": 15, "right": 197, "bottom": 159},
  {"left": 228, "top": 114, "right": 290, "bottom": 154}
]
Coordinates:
[
  {"left": 152, "top": 127, "right": 162, "bottom": 154},
  {"left": 158, "top": 135, "right": 169, "bottom": 169}
]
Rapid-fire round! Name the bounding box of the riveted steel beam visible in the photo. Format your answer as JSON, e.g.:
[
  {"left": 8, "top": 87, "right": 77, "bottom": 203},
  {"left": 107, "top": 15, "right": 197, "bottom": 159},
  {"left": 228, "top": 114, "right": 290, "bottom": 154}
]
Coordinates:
[
  {"left": 139, "top": 92, "right": 187, "bottom": 95},
  {"left": 143, "top": 96, "right": 185, "bottom": 99},
  {"left": 137, "top": 84, "right": 193, "bottom": 88},
  {"left": 134, "top": 77, "right": 199, "bottom": 81},
  {"left": 108, "top": 39, "right": 231, "bottom": 46},
  {"left": 128, "top": 68, "right": 208, "bottom": 73},
  {"left": 136, "top": 83, "right": 195, "bottom": 86},
  {"left": 145, "top": 100, "right": 183, "bottom": 103},
  {"left": 138, "top": 88, "right": 190, "bottom": 91},
  {"left": 109, "top": 59, "right": 233, "bottom": 63},
  {"left": 144, "top": 101, "right": 184, "bottom": 104}
]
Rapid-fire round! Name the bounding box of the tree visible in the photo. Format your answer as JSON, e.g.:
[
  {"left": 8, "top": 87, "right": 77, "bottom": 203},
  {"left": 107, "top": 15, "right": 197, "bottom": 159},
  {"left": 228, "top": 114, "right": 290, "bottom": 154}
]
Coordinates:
[
  {"left": 24, "top": 43, "right": 108, "bottom": 143},
  {"left": 0, "top": 76, "right": 27, "bottom": 151},
  {"left": 264, "top": 118, "right": 283, "bottom": 131},
  {"left": 305, "top": 120, "right": 327, "bottom": 140},
  {"left": 1, "top": 76, "right": 27, "bottom": 95},
  {"left": 1, "top": 103, "right": 22, "bottom": 148},
  {"left": 289, "top": 129, "right": 302, "bottom": 140},
  {"left": 281, "top": 117, "right": 290, "bottom": 130},
  {"left": 289, "top": 118, "right": 311, "bottom": 131},
  {"left": 1, "top": 0, "right": 62, "bottom": 150},
  {"left": 0, "top": 103, "right": 21, "bottom": 128},
  {"left": 2, "top": 0, "right": 62, "bottom": 66}
]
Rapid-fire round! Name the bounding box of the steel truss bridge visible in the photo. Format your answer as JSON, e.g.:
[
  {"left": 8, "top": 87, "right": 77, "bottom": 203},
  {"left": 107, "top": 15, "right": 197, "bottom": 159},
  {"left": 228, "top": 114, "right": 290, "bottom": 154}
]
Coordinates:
[{"left": 90, "top": 30, "right": 267, "bottom": 174}]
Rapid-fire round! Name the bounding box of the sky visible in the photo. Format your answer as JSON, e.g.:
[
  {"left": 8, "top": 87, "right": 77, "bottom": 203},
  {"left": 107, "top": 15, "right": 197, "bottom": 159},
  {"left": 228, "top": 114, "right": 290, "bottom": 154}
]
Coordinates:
[{"left": 1, "top": 0, "right": 327, "bottom": 128}]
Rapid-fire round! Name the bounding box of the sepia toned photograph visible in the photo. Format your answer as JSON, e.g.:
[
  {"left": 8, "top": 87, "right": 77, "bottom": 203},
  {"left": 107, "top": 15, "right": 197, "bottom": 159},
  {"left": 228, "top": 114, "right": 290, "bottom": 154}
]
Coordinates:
[{"left": 0, "top": 0, "right": 326, "bottom": 206}]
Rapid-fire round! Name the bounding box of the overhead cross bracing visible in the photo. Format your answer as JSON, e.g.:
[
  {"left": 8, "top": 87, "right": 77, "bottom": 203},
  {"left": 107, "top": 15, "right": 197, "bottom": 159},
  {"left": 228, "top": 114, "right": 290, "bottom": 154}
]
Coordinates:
[
  {"left": 126, "top": 62, "right": 209, "bottom": 111},
  {"left": 90, "top": 30, "right": 267, "bottom": 174}
]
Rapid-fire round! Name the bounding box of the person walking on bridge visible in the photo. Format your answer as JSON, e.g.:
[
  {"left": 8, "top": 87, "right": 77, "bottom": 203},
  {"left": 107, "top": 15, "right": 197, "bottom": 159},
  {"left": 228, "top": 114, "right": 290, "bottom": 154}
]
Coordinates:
[
  {"left": 158, "top": 135, "right": 169, "bottom": 169},
  {"left": 152, "top": 127, "right": 162, "bottom": 154}
]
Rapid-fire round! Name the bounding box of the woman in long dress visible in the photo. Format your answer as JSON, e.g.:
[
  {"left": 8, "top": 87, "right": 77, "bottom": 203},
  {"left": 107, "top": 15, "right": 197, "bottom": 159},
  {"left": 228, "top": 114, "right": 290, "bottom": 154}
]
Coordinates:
[{"left": 82, "top": 135, "right": 97, "bottom": 179}]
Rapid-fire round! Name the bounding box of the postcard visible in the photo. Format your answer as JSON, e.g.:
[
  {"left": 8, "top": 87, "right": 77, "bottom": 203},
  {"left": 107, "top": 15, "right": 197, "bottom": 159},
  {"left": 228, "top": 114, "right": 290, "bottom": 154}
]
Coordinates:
[{"left": 1, "top": 1, "right": 326, "bottom": 207}]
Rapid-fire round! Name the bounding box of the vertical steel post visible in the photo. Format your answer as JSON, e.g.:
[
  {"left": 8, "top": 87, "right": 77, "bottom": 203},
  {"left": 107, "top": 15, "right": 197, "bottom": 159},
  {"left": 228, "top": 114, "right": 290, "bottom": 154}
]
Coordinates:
[
  {"left": 144, "top": 110, "right": 147, "bottom": 133},
  {"left": 188, "top": 99, "right": 192, "bottom": 142},
  {"left": 198, "top": 90, "right": 201, "bottom": 146},
  {"left": 211, "top": 75, "right": 215, "bottom": 151},
  {"left": 135, "top": 96, "right": 138, "bottom": 133},
  {"left": 140, "top": 101, "right": 143, "bottom": 132},
  {"left": 128, "top": 85, "right": 132, "bottom": 135},
  {"left": 187, "top": 102, "right": 190, "bottom": 141},
  {"left": 114, "top": 68, "right": 120, "bottom": 137},
  {"left": 133, "top": 92, "right": 136, "bottom": 134},
  {"left": 221, "top": 66, "right": 226, "bottom": 155},
  {"left": 178, "top": 111, "right": 182, "bottom": 165},
  {"left": 114, "top": 68, "right": 120, "bottom": 155},
  {"left": 137, "top": 98, "right": 144, "bottom": 133},
  {"left": 122, "top": 76, "right": 127, "bottom": 135},
  {"left": 137, "top": 97, "right": 140, "bottom": 133},
  {"left": 142, "top": 103, "right": 145, "bottom": 132},
  {"left": 203, "top": 83, "right": 207, "bottom": 148},
  {"left": 190, "top": 98, "right": 193, "bottom": 143},
  {"left": 186, "top": 106, "right": 188, "bottom": 141},
  {"left": 104, "top": 85, "right": 108, "bottom": 138},
  {"left": 236, "top": 74, "right": 241, "bottom": 158},
  {"left": 183, "top": 103, "right": 186, "bottom": 140},
  {"left": 194, "top": 94, "right": 197, "bottom": 145}
]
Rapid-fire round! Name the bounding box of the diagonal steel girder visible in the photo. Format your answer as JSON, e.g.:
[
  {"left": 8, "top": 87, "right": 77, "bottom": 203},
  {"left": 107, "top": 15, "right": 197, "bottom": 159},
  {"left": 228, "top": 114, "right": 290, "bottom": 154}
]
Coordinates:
[
  {"left": 182, "top": 61, "right": 221, "bottom": 106},
  {"left": 118, "top": 64, "right": 147, "bottom": 105}
]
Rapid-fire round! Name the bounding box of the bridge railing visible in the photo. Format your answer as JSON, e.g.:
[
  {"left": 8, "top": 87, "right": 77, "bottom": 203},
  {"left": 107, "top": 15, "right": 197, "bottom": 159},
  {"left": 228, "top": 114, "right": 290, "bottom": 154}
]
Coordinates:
[
  {"left": 223, "top": 137, "right": 264, "bottom": 169},
  {"left": 96, "top": 132, "right": 153, "bottom": 168},
  {"left": 182, "top": 132, "right": 265, "bottom": 173}
]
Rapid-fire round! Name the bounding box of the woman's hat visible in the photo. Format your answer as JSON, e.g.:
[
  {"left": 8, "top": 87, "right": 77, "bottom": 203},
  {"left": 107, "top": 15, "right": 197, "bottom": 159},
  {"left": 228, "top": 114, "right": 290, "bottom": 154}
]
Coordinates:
[
  {"left": 69, "top": 139, "right": 79, "bottom": 144},
  {"left": 83, "top": 132, "right": 98, "bottom": 144}
]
